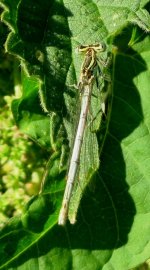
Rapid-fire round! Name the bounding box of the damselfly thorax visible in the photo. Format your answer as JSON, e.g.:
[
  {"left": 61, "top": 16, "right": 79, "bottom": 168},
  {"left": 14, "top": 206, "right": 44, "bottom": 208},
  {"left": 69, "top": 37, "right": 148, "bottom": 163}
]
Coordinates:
[{"left": 78, "top": 43, "right": 106, "bottom": 89}]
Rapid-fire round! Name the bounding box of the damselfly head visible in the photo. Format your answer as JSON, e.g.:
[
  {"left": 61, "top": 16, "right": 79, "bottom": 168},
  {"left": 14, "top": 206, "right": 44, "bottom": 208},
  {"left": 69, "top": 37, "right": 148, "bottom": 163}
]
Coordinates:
[{"left": 77, "top": 42, "right": 106, "bottom": 53}]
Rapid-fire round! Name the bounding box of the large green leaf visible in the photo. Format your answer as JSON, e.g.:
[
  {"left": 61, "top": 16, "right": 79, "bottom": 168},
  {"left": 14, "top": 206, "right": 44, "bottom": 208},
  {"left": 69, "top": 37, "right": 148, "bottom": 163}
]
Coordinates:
[{"left": 0, "top": 0, "right": 150, "bottom": 269}]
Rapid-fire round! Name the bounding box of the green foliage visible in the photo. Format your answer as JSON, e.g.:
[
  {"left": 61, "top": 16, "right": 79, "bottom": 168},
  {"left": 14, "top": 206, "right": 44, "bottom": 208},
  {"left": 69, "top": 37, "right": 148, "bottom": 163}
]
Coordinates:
[
  {"left": 0, "top": 97, "right": 46, "bottom": 227},
  {"left": 0, "top": 0, "right": 150, "bottom": 270},
  {"left": 0, "top": 39, "right": 47, "bottom": 228}
]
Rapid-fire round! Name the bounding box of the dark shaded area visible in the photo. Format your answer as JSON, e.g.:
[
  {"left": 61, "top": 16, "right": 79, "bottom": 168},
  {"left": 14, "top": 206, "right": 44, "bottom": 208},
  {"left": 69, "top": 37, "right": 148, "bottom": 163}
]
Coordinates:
[
  {"left": 0, "top": 8, "right": 9, "bottom": 47},
  {"left": 144, "top": 1, "right": 150, "bottom": 13},
  {"left": 17, "top": 0, "right": 73, "bottom": 113},
  {"left": 0, "top": 20, "right": 15, "bottom": 104},
  {"left": 18, "top": 0, "right": 72, "bottom": 46},
  {"left": 111, "top": 25, "right": 148, "bottom": 53}
]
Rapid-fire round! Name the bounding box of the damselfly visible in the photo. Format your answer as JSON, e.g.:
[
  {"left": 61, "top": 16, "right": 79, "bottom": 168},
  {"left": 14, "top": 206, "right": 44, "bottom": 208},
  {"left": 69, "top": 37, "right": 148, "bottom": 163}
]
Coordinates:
[{"left": 58, "top": 42, "right": 111, "bottom": 225}]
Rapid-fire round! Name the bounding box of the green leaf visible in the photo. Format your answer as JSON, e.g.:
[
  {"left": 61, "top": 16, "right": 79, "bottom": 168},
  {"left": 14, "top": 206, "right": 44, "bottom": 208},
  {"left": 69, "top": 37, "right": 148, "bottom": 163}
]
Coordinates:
[
  {"left": 0, "top": 1, "right": 150, "bottom": 270},
  {"left": 11, "top": 71, "right": 51, "bottom": 149}
]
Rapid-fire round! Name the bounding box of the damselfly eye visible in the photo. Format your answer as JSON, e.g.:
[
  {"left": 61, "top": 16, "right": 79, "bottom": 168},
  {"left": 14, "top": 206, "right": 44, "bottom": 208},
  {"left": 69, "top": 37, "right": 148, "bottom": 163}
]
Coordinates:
[{"left": 99, "top": 42, "right": 106, "bottom": 51}]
